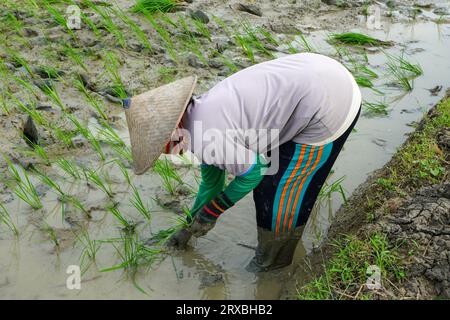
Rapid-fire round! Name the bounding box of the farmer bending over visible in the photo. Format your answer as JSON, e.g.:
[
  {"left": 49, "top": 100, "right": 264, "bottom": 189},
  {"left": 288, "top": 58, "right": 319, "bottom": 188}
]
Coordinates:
[{"left": 123, "top": 53, "right": 361, "bottom": 272}]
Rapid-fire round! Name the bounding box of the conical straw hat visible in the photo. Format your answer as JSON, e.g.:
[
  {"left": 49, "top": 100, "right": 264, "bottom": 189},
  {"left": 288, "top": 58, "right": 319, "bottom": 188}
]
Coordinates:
[{"left": 124, "top": 76, "right": 197, "bottom": 175}]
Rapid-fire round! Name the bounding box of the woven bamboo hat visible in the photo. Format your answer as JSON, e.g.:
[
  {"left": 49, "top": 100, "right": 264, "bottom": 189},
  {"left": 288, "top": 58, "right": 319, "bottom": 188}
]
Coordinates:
[{"left": 124, "top": 76, "right": 197, "bottom": 175}]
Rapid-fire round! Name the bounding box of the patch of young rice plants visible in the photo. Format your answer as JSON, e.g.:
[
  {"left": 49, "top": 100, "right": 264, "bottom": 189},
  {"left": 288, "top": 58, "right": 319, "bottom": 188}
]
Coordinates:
[
  {"left": 39, "top": 82, "right": 67, "bottom": 111},
  {"left": 43, "top": 1, "right": 76, "bottom": 38},
  {"left": 191, "top": 18, "right": 212, "bottom": 42},
  {"left": 130, "top": 185, "right": 152, "bottom": 222},
  {"left": 103, "top": 52, "right": 128, "bottom": 99},
  {"left": 329, "top": 32, "right": 392, "bottom": 47},
  {"left": 85, "top": 168, "right": 113, "bottom": 198},
  {"left": 66, "top": 113, "right": 105, "bottom": 160},
  {"left": 113, "top": 6, "right": 153, "bottom": 52},
  {"left": 107, "top": 205, "right": 135, "bottom": 232},
  {"left": 73, "top": 76, "right": 108, "bottom": 120},
  {"left": 56, "top": 158, "right": 82, "bottom": 180},
  {"left": 34, "top": 168, "right": 65, "bottom": 197},
  {"left": 63, "top": 43, "right": 88, "bottom": 72},
  {"left": 318, "top": 176, "right": 347, "bottom": 205},
  {"left": 75, "top": 228, "right": 101, "bottom": 272},
  {"left": 153, "top": 158, "right": 184, "bottom": 196},
  {"left": 42, "top": 223, "right": 59, "bottom": 247},
  {"left": 21, "top": 137, "right": 51, "bottom": 166},
  {"left": 234, "top": 31, "right": 255, "bottom": 63},
  {"left": 0, "top": 203, "right": 18, "bottom": 236},
  {"left": 143, "top": 13, "right": 177, "bottom": 61},
  {"left": 14, "top": 99, "right": 48, "bottom": 127},
  {"left": 363, "top": 100, "right": 389, "bottom": 116},
  {"left": 87, "top": 4, "right": 126, "bottom": 48},
  {"left": 115, "top": 160, "right": 132, "bottom": 185},
  {"left": 132, "top": 0, "right": 178, "bottom": 14},
  {"left": 296, "top": 33, "right": 316, "bottom": 53},
  {"left": 2, "top": 154, "right": 43, "bottom": 210},
  {"left": 257, "top": 26, "right": 279, "bottom": 47},
  {"left": 240, "top": 21, "right": 274, "bottom": 58},
  {"left": 385, "top": 52, "right": 423, "bottom": 91}
]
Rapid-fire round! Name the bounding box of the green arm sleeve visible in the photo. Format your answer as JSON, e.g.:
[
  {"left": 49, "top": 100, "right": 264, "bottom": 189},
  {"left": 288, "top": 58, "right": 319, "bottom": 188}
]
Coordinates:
[
  {"left": 190, "top": 164, "right": 225, "bottom": 214},
  {"left": 223, "top": 154, "right": 267, "bottom": 204}
]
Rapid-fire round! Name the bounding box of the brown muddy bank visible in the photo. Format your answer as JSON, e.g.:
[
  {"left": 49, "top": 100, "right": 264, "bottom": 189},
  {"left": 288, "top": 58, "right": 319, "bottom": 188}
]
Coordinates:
[{"left": 282, "top": 91, "right": 450, "bottom": 299}]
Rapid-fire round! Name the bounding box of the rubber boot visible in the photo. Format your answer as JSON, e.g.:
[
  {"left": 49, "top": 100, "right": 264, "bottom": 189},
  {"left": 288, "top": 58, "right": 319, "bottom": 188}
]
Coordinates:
[{"left": 246, "top": 226, "right": 305, "bottom": 273}]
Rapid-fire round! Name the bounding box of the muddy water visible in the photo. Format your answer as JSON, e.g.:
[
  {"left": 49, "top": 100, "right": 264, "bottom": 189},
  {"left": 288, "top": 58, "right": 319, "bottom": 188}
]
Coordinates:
[{"left": 1, "top": 18, "right": 450, "bottom": 299}]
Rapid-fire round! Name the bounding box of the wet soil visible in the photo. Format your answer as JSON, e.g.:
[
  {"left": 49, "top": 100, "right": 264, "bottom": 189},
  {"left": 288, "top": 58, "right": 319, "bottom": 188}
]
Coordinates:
[{"left": 1, "top": 0, "right": 450, "bottom": 299}]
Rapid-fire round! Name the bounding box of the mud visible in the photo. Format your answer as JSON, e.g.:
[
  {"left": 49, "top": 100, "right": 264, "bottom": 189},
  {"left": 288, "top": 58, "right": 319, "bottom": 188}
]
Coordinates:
[
  {"left": 372, "top": 180, "right": 450, "bottom": 298},
  {"left": 1, "top": 0, "right": 450, "bottom": 299}
]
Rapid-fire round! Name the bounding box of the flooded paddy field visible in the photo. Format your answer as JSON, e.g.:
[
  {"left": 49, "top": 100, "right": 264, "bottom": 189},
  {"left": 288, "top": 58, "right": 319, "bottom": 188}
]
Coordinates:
[{"left": 0, "top": 0, "right": 449, "bottom": 299}]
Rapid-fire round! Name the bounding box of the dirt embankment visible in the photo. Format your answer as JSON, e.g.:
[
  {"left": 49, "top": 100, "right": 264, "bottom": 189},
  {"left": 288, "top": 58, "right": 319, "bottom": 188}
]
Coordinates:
[{"left": 283, "top": 91, "right": 450, "bottom": 300}]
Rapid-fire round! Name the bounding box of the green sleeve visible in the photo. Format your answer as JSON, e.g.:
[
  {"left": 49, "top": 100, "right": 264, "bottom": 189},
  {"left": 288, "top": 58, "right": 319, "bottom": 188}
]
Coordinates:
[
  {"left": 223, "top": 154, "right": 267, "bottom": 204},
  {"left": 190, "top": 164, "right": 225, "bottom": 214}
]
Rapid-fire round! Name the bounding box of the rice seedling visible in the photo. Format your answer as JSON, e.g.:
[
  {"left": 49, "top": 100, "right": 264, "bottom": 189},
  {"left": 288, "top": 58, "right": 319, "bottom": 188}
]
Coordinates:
[
  {"left": 149, "top": 206, "right": 191, "bottom": 244},
  {"left": 77, "top": 229, "right": 101, "bottom": 274},
  {"left": 11, "top": 75, "right": 39, "bottom": 98},
  {"left": 66, "top": 113, "right": 105, "bottom": 160},
  {"left": 234, "top": 32, "right": 255, "bottom": 63},
  {"left": 63, "top": 43, "right": 88, "bottom": 72},
  {"left": 39, "top": 82, "right": 67, "bottom": 111},
  {"left": 103, "top": 52, "right": 128, "bottom": 99},
  {"left": 191, "top": 18, "right": 212, "bottom": 42},
  {"left": 2, "top": 10, "right": 23, "bottom": 32},
  {"left": 96, "top": 122, "right": 133, "bottom": 162},
  {"left": 0, "top": 203, "right": 18, "bottom": 236},
  {"left": 386, "top": 52, "right": 423, "bottom": 79},
  {"left": 180, "top": 38, "right": 208, "bottom": 66},
  {"left": 218, "top": 54, "right": 239, "bottom": 75},
  {"left": 21, "top": 138, "right": 51, "bottom": 166},
  {"left": 96, "top": 121, "right": 125, "bottom": 147},
  {"left": 2, "top": 154, "right": 43, "bottom": 210},
  {"left": 296, "top": 33, "right": 316, "bottom": 53},
  {"left": 115, "top": 160, "right": 132, "bottom": 185},
  {"left": 33, "top": 168, "right": 88, "bottom": 217},
  {"left": 101, "top": 231, "right": 161, "bottom": 294},
  {"left": 73, "top": 76, "right": 108, "bottom": 120},
  {"left": 386, "top": 59, "right": 413, "bottom": 91},
  {"left": 14, "top": 99, "right": 48, "bottom": 127},
  {"left": 336, "top": 47, "right": 378, "bottom": 80},
  {"left": 211, "top": 15, "right": 232, "bottom": 37},
  {"left": 34, "top": 168, "right": 65, "bottom": 197},
  {"left": 130, "top": 185, "right": 152, "bottom": 222},
  {"left": 329, "top": 32, "right": 392, "bottom": 47},
  {"left": 7, "top": 49, "right": 33, "bottom": 76},
  {"left": 157, "top": 65, "right": 177, "bottom": 83},
  {"left": 143, "top": 13, "right": 177, "bottom": 61},
  {"left": 257, "top": 26, "right": 279, "bottom": 47},
  {"left": 85, "top": 167, "right": 113, "bottom": 198},
  {"left": 43, "top": 1, "right": 76, "bottom": 38},
  {"left": 153, "top": 158, "right": 184, "bottom": 196},
  {"left": 131, "top": 0, "right": 178, "bottom": 14},
  {"left": 318, "top": 176, "right": 348, "bottom": 205},
  {"left": 107, "top": 205, "right": 134, "bottom": 231},
  {"left": 80, "top": 11, "right": 101, "bottom": 37},
  {"left": 53, "top": 126, "right": 76, "bottom": 148},
  {"left": 86, "top": 3, "right": 126, "bottom": 48},
  {"left": 113, "top": 6, "right": 153, "bottom": 52},
  {"left": 0, "top": 90, "right": 12, "bottom": 115},
  {"left": 363, "top": 100, "right": 389, "bottom": 116},
  {"left": 240, "top": 21, "right": 274, "bottom": 58},
  {"left": 42, "top": 223, "right": 59, "bottom": 247}
]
